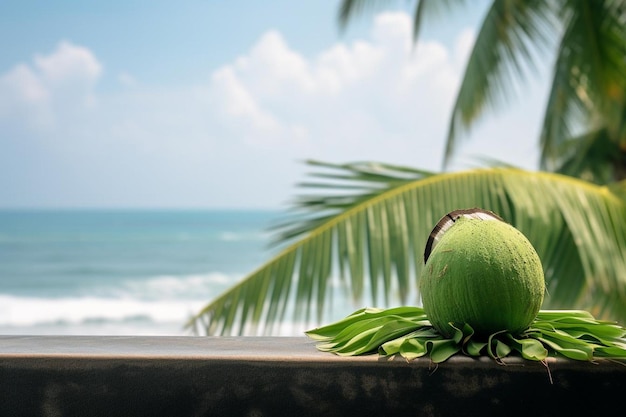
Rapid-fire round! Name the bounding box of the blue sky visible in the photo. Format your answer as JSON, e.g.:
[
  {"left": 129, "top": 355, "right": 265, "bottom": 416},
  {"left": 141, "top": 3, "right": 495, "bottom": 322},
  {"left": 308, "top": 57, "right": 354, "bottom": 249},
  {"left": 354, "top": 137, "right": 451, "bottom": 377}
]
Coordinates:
[{"left": 0, "top": 0, "right": 549, "bottom": 209}]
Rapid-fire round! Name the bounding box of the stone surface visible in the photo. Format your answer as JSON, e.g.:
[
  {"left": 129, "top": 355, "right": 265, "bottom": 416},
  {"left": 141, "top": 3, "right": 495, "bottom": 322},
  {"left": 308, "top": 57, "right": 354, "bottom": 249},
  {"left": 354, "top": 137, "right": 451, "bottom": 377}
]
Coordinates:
[{"left": 0, "top": 336, "right": 624, "bottom": 416}]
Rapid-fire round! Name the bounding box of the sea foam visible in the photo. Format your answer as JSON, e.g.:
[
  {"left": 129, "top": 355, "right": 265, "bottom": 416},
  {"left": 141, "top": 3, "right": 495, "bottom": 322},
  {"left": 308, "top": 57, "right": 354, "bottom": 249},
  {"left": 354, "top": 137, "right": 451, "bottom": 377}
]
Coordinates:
[{"left": 0, "top": 271, "right": 244, "bottom": 335}]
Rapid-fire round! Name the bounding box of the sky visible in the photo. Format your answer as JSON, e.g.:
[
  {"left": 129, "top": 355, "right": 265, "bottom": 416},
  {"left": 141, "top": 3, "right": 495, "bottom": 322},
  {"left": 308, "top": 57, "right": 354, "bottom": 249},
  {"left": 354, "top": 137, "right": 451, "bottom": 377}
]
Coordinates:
[{"left": 0, "top": 0, "right": 550, "bottom": 209}]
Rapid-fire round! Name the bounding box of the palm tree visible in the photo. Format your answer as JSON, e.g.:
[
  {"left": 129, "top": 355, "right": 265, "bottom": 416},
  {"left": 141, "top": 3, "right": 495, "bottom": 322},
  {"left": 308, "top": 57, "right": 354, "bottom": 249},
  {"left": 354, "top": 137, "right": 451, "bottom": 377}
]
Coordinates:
[
  {"left": 187, "top": 162, "right": 626, "bottom": 335},
  {"left": 187, "top": 1, "right": 626, "bottom": 335},
  {"left": 339, "top": 0, "right": 626, "bottom": 183}
]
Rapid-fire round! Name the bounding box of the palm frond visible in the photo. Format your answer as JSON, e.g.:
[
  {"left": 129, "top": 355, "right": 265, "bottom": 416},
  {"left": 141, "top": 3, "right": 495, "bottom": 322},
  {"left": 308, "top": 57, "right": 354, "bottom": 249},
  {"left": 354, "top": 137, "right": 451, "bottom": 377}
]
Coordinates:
[
  {"left": 270, "top": 160, "right": 436, "bottom": 245},
  {"left": 187, "top": 162, "right": 626, "bottom": 335},
  {"left": 337, "top": 0, "right": 389, "bottom": 30},
  {"left": 410, "top": 0, "right": 470, "bottom": 41},
  {"left": 609, "top": 178, "right": 626, "bottom": 200},
  {"left": 552, "top": 128, "right": 621, "bottom": 184},
  {"left": 540, "top": 0, "right": 626, "bottom": 171},
  {"left": 337, "top": 1, "right": 626, "bottom": 180},
  {"left": 444, "top": 0, "right": 556, "bottom": 167},
  {"left": 338, "top": 0, "right": 469, "bottom": 40}
]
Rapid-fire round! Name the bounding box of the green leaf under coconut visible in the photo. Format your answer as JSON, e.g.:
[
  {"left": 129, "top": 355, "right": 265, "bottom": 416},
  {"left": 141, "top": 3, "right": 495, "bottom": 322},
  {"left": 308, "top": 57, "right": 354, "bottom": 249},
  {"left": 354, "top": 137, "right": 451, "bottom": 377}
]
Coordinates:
[
  {"left": 306, "top": 307, "right": 626, "bottom": 363},
  {"left": 504, "top": 334, "right": 548, "bottom": 361}
]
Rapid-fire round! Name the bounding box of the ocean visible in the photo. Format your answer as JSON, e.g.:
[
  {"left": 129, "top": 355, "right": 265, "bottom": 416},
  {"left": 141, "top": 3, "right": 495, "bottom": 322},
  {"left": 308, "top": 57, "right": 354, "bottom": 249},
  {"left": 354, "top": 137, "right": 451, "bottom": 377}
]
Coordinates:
[{"left": 0, "top": 209, "right": 293, "bottom": 336}]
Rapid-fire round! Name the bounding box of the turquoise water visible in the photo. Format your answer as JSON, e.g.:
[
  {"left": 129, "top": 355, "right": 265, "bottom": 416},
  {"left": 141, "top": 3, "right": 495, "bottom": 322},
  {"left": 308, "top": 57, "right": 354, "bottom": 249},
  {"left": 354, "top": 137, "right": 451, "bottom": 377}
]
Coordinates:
[{"left": 0, "top": 209, "right": 283, "bottom": 335}]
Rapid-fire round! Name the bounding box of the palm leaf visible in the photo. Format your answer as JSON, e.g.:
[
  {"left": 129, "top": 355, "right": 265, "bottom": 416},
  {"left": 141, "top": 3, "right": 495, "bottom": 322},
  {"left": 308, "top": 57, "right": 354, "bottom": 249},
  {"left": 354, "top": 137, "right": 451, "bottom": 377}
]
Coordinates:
[
  {"left": 187, "top": 161, "right": 626, "bottom": 335},
  {"left": 540, "top": 0, "right": 626, "bottom": 172},
  {"left": 338, "top": 0, "right": 469, "bottom": 41},
  {"left": 444, "top": 0, "right": 555, "bottom": 166},
  {"left": 609, "top": 179, "right": 626, "bottom": 200},
  {"left": 337, "top": 1, "right": 626, "bottom": 178},
  {"left": 552, "top": 128, "right": 622, "bottom": 184},
  {"left": 337, "top": 0, "right": 558, "bottom": 167}
]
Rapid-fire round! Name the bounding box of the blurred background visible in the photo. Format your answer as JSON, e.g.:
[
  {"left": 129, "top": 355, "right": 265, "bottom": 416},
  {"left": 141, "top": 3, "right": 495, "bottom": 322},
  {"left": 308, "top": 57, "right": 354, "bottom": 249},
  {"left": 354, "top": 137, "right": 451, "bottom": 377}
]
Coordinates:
[{"left": 1, "top": 1, "right": 623, "bottom": 336}]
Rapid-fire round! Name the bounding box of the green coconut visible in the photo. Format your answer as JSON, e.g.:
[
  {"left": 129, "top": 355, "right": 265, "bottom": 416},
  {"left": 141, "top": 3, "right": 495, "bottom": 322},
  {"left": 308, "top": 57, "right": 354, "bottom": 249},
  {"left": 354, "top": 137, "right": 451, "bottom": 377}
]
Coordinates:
[{"left": 420, "top": 214, "right": 545, "bottom": 337}]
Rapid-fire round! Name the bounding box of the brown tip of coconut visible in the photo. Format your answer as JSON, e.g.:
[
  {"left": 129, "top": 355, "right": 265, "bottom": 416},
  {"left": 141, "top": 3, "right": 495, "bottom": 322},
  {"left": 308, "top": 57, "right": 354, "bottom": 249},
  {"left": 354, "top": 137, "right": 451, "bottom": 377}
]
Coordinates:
[{"left": 423, "top": 208, "right": 504, "bottom": 263}]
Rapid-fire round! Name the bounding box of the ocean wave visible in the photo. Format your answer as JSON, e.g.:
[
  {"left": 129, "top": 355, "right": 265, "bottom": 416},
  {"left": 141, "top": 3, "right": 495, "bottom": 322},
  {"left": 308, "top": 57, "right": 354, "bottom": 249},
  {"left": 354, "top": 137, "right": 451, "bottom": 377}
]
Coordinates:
[
  {"left": 218, "top": 231, "right": 269, "bottom": 242},
  {"left": 116, "top": 272, "right": 238, "bottom": 300},
  {"left": 0, "top": 293, "right": 206, "bottom": 329},
  {"left": 0, "top": 272, "right": 244, "bottom": 332},
  {"left": 0, "top": 293, "right": 316, "bottom": 336},
  {"left": 0, "top": 269, "right": 362, "bottom": 336}
]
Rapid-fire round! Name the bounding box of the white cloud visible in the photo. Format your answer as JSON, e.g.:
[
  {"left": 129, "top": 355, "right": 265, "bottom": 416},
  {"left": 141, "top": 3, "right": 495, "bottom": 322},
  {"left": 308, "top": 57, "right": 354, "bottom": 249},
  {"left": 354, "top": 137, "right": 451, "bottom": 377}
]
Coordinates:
[
  {"left": 235, "top": 30, "right": 315, "bottom": 96},
  {"left": 2, "top": 11, "right": 544, "bottom": 209},
  {"left": 33, "top": 41, "right": 102, "bottom": 85},
  {"left": 454, "top": 28, "right": 476, "bottom": 69},
  {"left": 117, "top": 71, "right": 137, "bottom": 88},
  {"left": 0, "top": 63, "right": 52, "bottom": 130},
  {"left": 0, "top": 40, "right": 102, "bottom": 130},
  {"left": 211, "top": 66, "right": 280, "bottom": 131},
  {"left": 1, "top": 64, "right": 48, "bottom": 103},
  {"left": 315, "top": 40, "right": 382, "bottom": 94},
  {"left": 207, "top": 11, "right": 464, "bottom": 166},
  {"left": 371, "top": 11, "right": 413, "bottom": 52}
]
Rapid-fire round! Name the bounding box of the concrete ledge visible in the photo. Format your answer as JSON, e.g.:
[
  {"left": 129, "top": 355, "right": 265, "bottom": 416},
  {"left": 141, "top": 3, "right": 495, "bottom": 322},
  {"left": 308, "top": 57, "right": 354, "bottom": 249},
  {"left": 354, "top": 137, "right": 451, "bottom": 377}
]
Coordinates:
[{"left": 0, "top": 336, "right": 625, "bottom": 416}]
